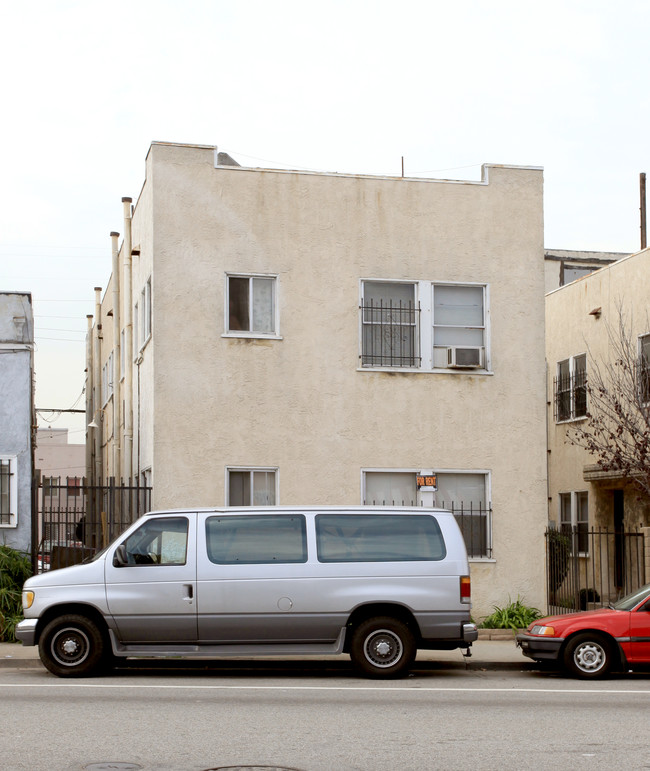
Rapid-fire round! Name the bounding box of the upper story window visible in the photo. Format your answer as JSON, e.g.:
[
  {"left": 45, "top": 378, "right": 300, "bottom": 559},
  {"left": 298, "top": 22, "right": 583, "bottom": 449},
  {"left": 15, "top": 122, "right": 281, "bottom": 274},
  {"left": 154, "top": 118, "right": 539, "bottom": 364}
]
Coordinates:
[
  {"left": 360, "top": 280, "right": 489, "bottom": 372},
  {"left": 101, "top": 351, "right": 114, "bottom": 406},
  {"left": 360, "top": 281, "right": 420, "bottom": 368},
  {"left": 432, "top": 284, "right": 486, "bottom": 369},
  {"left": 555, "top": 353, "right": 587, "bottom": 422},
  {"left": 0, "top": 457, "right": 17, "bottom": 527},
  {"left": 140, "top": 277, "right": 152, "bottom": 346},
  {"left": 226, "top": 274, "right": 278, "bottom": 337},
  {"left": 639, "top": 333, "right": 650, "bottom": 404}
]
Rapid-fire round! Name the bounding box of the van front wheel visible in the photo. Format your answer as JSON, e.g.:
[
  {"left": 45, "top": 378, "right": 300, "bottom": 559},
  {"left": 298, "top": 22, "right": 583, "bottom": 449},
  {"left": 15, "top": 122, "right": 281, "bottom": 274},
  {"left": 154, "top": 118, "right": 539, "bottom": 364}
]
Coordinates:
[
  {"left": 39, "top": 615, "right": 107, "bottom": 678},
  {"left": 350, "top": 616, "right": 416, "bottom": 678}
]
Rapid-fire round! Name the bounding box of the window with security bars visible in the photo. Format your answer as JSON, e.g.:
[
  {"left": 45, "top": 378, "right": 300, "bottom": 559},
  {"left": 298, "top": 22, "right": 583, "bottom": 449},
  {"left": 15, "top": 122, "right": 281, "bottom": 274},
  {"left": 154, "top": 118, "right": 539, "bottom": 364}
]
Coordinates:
[
  {"left": 360, "top": 281, "right": 420, "bottom": 367},
  {"left": 0, "top": 459, "right": 15, "bottom": 526},
  {"left": 555, "top": 354, "right": 587, "bottom": 422}
]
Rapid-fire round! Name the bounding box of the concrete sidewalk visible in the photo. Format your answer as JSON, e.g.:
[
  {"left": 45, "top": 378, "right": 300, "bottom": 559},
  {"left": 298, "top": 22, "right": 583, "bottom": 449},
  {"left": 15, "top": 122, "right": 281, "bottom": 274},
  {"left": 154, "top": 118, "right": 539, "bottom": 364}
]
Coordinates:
[{"left": 0, "top": 633, "right": 529, "bottom": 671}]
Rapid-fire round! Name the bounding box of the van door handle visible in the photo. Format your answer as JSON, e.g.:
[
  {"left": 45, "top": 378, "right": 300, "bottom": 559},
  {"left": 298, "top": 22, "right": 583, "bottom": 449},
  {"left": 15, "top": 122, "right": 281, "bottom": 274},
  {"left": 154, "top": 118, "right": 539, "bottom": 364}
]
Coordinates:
[{"left": 183, "top": 584, "right": 194, "bottom": 604}]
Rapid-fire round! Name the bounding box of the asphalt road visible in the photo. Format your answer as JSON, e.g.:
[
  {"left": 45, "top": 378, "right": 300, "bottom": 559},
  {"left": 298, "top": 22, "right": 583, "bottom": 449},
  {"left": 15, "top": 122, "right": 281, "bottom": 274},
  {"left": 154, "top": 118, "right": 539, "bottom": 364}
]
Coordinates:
[{"left": 2, "top": 661, "right": 650, "bottom": 771}]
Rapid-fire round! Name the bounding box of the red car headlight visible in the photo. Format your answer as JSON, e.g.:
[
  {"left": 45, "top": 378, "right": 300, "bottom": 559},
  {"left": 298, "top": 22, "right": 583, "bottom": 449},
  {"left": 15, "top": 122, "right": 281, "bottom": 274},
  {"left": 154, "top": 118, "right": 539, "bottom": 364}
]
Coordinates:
[{"left": 530, "top": 624, "right": 556, "bottom": 636}]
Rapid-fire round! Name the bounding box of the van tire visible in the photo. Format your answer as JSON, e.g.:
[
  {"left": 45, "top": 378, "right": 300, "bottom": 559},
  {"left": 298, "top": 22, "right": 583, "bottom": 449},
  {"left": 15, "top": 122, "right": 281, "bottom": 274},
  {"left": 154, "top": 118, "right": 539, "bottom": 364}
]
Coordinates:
[
  {"left": 39, "top": 614, "right": 107, "bottom": 678},
  {"left": 350, "top": 616, "right": 416, "bottom": 678}
]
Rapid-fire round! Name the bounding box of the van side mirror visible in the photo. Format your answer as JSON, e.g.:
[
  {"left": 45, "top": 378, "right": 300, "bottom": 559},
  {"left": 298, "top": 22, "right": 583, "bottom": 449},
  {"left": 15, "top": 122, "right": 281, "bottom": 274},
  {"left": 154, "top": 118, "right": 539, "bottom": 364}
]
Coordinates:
[{"left": 113, "top": 544, "right": 128, "bottom": 567}]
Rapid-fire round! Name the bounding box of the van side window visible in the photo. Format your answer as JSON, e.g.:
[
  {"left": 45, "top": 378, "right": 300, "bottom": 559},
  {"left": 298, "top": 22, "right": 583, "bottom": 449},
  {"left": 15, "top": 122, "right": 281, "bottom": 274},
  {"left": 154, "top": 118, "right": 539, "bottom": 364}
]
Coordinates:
[
  {"left": 205, "top": 515, "right": 307, "bottom": 564},
  {"left": 122, "top": 517, "right": 189, "bottom": 565},
  {"left": 316, "top": 514, "right": 446, "bottom": 562}
]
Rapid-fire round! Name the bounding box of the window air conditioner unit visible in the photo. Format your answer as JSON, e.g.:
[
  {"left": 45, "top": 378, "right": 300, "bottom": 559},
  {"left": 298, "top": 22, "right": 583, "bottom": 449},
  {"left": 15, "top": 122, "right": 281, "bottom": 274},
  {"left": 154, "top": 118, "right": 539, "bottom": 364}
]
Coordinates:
[{"left": 447, "top": 346, "right": 483, "bottom": 368}]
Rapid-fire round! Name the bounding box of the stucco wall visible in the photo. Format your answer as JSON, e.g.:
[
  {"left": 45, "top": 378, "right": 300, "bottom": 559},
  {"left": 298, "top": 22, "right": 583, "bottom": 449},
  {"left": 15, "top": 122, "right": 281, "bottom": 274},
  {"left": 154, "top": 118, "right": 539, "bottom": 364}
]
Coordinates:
[{"left": 125, "top": 144, "right": 549, "bottom": 617}]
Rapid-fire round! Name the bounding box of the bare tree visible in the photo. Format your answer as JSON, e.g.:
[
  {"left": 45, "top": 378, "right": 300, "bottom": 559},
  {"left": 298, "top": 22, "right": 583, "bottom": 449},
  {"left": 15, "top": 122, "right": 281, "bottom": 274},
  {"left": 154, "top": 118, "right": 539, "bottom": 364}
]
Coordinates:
[{"left": 568, "top": 310, "right": 650, "bottom": 498}]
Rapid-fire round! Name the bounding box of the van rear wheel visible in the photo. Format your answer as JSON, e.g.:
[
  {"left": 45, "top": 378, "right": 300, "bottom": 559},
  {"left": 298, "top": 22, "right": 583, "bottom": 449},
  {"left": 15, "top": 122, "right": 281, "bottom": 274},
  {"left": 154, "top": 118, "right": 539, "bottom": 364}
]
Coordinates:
[
  {"left": 350, "top": 616, "right": 416, "bottom": 678},
  {"left": 39, "top": 614, "right": 107, "bottom": 678}
]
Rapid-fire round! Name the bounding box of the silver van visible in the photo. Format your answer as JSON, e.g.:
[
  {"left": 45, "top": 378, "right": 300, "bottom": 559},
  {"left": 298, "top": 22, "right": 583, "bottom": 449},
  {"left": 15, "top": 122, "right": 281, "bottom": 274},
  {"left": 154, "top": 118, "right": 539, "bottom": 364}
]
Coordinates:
[{"left": 17, "top": 506, "right": 477, "bottom": 679}]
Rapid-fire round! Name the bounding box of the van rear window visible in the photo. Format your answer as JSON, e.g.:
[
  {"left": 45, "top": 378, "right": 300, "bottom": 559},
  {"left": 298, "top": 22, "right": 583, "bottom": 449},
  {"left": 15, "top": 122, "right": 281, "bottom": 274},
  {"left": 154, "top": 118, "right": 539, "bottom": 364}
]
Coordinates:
[
  {"left": 316, "top": 514, "right": 446, "bottom": 562},
  {"left": 206, "top": 515, "right": 307, "bottom": 564}
]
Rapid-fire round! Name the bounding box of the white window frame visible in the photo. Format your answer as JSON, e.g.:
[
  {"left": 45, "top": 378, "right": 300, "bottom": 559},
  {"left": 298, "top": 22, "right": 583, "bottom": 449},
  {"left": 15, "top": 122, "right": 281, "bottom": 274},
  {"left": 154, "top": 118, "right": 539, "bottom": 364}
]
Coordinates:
[
  {"left": 559, "top": 490, "right": 589, "bottom": 556},
  {"left": 226, "top": 466, "right": 279, "bottom": 506},
  {"left": 223, "top": 273, "right": 281, "bottom": 339},
  {"left": 359, "top": 279, "right": 490, "bottom": 373},
  {"left": 555, "top": 353, "right": 587, "bottom": 423},
  {"left": 0, "top": 455, "right": 18, "bottom": 528}
]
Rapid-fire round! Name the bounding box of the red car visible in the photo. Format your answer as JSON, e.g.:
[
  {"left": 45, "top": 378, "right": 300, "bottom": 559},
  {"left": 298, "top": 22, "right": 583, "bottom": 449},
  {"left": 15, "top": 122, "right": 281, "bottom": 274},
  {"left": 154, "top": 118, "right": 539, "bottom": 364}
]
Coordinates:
[{"left": 516, "top": 583, "right": 650, "bottom": 678}]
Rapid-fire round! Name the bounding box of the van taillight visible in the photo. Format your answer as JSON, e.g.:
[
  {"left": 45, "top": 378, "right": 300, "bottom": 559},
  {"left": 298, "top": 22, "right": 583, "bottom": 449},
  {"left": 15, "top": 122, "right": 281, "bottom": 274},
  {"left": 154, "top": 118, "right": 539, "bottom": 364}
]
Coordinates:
[{"left": 460, "top": 575, "right": 471, "bottom": 603}]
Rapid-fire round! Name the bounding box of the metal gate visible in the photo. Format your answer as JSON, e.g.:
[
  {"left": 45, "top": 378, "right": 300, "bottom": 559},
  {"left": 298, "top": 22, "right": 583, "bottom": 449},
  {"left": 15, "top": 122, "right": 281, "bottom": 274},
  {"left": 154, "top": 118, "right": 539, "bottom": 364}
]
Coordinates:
[
  {"left": 31, "top": 477, "right": 152, "bottom": 573},
  {"left": 545, "top": 526, "right": 646, "bottom": 615}
]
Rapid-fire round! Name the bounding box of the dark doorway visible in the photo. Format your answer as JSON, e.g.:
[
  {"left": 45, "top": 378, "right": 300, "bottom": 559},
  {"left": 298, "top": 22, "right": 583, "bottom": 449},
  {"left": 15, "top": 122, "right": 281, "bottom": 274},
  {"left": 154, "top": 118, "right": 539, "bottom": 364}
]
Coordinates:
[{"left": 614, "top": 490, "right": 625, "bottom": 591}]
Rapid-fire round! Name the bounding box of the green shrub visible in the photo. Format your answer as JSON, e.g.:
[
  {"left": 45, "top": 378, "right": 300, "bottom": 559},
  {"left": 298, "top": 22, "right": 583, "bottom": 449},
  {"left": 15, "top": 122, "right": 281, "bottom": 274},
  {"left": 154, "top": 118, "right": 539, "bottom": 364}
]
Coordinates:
[
  {"left": 0, "top": 545, "right": 32, "bottom": 642},
  {"left": 480, "top": 596, "right": 542, "bottom": 631}
]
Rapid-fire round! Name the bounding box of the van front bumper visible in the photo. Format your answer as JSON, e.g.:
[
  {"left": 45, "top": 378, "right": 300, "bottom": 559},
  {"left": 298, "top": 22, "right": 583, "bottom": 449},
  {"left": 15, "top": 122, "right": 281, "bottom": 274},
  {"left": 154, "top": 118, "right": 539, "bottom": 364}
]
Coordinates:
[{"left": 15, "top": 618, "right": 37, "bottom": 647}]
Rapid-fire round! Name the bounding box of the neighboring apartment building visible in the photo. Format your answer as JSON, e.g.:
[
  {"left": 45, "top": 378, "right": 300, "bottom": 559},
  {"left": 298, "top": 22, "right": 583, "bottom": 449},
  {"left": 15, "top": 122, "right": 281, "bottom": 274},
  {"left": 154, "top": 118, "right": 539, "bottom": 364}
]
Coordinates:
[
  {"left": 543, "top": 249, "right": 629, "bottom": 294},
  {"left": 34, "top": 428, "right": 85, "bottom": 548},
  {"left": 0, "top": 292, "right": 34, "bottom": 552},
  {"left": 86, "top": 142, "right": 549, "bottom": 616},
  {"left": 546, "top": 247, "right": 650, "bottom": 600}
]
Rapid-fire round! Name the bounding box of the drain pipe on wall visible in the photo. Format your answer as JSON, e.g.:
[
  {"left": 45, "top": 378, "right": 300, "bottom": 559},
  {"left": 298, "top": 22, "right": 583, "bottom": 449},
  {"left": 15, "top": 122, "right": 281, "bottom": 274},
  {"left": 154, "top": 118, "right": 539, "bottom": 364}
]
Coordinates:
[
  {"left": 93, "top": 287, "right": 103, "bottom": 483},
  {"left": 85, "top": 314, "right": 94, "bottom": 485},
  {"left": 110, "top": 232, "right": 121, "bottom": 481},
  {"left": 122, "top": 197, "right": 134, "bottom": 482}
]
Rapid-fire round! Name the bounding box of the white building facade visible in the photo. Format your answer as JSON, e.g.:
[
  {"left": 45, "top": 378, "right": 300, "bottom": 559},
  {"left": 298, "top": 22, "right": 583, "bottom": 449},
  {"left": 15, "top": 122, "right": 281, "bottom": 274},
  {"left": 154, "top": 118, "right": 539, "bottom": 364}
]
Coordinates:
[{"left": 87, "top": 142, "right": 549, "bottom": 617}]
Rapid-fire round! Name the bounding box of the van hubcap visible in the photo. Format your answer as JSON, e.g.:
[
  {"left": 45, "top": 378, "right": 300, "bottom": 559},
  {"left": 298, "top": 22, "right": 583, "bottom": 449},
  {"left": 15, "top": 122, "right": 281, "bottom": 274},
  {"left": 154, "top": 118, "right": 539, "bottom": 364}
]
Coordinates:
[{"left": 364, "top": 629, "right": 403, "bottom": 668}]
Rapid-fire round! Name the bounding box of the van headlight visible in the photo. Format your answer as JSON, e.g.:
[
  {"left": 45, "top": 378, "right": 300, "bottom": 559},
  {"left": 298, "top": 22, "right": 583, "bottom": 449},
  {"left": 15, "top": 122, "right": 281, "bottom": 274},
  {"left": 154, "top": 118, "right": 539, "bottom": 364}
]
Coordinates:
[{"left": 22, "top": 590, "right": 34, "bottom": 610}]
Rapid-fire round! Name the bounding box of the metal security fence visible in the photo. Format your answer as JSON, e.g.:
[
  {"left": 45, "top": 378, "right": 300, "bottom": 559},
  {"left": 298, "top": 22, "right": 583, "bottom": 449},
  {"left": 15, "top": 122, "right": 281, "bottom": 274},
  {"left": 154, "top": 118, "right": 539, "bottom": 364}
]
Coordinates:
[
  {"left": 546, "top": 526, "right": 646, "bottom": 615},
  {"left": 32, "top": 477, "right": 152, "bottom": 573}
]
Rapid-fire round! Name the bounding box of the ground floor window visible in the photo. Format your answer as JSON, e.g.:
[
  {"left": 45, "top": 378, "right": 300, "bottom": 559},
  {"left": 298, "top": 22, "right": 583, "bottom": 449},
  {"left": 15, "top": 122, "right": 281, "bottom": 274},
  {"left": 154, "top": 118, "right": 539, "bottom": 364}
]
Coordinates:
[
  {"left": 0, "top": 457, "right": 17, "bottom": 527},
  {"left": 227, "top": 468, "right": 277, "bottom": 506},
  {"left": 362, "top": 469, "right": 491, "bottom": 559},
  {"left": 559, "top": 491, "right": 589, "bottom": 555}
]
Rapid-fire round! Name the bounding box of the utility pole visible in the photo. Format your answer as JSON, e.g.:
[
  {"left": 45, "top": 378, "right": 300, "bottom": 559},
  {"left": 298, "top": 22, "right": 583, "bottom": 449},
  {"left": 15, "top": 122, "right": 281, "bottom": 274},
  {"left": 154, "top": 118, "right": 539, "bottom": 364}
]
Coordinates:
[{"left": 641, "top": 172, "right": 647, "bottom": 250}]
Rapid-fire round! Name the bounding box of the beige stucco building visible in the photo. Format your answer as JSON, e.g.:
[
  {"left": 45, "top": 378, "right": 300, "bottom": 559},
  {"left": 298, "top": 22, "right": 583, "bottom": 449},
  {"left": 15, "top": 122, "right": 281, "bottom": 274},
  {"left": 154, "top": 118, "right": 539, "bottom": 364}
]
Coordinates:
[
  {"left": 546, "top": 247, "right": 650, "bottom": 601},
  {"left": 86, "top": 142, "right": 549, "bottom": 618}
]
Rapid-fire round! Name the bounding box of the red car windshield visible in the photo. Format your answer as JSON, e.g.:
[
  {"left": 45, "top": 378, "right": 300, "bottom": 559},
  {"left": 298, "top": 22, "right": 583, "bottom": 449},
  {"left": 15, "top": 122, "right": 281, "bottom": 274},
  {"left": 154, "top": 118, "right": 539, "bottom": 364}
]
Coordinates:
[{"left": 612, "top": 583, "right": 650, "bottom": 611}]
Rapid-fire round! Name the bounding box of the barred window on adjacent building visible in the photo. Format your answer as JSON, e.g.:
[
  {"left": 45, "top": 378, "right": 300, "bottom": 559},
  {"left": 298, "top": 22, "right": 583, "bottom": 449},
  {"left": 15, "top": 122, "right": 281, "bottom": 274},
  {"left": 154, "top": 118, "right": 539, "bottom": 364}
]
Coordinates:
[
  {"left": 0, "top": 457, "right": 17, "bottom": 527},
  {"left": 360, "top": 281, "right": 419, "bottom": 368},
  {"left": 555, "top": 353, "right": 587, "bottom": 422}
]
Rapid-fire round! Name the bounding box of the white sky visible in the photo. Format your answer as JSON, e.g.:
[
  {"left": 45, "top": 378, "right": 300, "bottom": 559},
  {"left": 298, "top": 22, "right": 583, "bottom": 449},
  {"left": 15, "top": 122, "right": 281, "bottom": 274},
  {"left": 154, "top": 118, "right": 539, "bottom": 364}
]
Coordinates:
[{"left": 1, "top": 0, "right": 649, "bottom": 442}]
